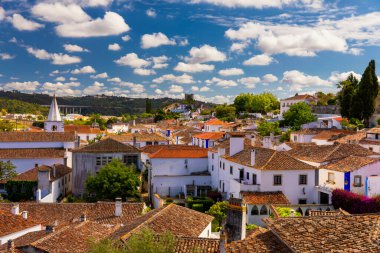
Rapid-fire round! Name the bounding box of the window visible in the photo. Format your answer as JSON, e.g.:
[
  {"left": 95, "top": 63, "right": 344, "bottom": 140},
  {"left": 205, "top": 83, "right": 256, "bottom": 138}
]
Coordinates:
[
  {"left": 299, "top": 175, "right": 307, "bottom": 185},
  {"left": 212, "top": 153, "right": 214, "bottom": 159},
  {"left": 246, "top": 172, "right": 249, "bottom": 180},
  {"left": 212, "top": 165, "right": 214, "bottom": 171},
  {"left": 146, "top": 141, "right": 152, "bottom": 146},
  {"left": 251, "top": 205, "right": 259, "bottom": 215},
  {"left": 369, "top": 147, "right": 374, "bottom": 151},
  {"left": 298, "top": 199, "right": 307, "bottom": 204},
  {"left": 230, "top": 166, "right": 233, "bottom": 175},
  {"left": 273, "top": 175, "right": 282, "bottom": 185},
  {"left": 260, "top": 205, "right": 268, "bottom": 215},
  {"left": 252, "top": 174, "right": 257, "bottom": 185},
  {"left": 96, "top": 156, "right": 113, "bottom": 166},
  {"left": 220, "top": 161, "right": 222, "bottom": 168},
  {"left": 123, "top": 155, "right": 138, "bottom": 167},
  {"left": 327, "top": 172, "right": 335, "bottom": 184},
  {"left": 293, "top": 135, "right": 298, "bottom": 142},
  {"left": 154, "top": 141, "right": 158, "bottom": 145},
  {"left": 223, "top": 163, "right": 225, "bottom": 170},
  {"left": 354, "top": 176, "right": 362, "bottom": 187}
]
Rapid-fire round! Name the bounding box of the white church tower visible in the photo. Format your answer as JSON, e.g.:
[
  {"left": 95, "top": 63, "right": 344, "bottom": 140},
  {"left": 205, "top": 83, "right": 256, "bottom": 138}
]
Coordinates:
[{"left": 44, "top": 94, "right": 64, "bottom": 132}]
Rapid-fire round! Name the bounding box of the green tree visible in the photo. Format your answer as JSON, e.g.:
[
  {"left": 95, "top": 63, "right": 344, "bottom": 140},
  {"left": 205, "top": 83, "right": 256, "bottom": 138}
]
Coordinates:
[
  {"left": 146, "top": 98, "right": 152, "bottom": 114},
  {"left": 356, "top": 60, "right": 379, "bottom": 126},
  {"left": 206, "top": 201, "right": 228, "bottom": 228},
  {"left": 257, "top": 121, "right": 281, "bottom": 136},
  {"left": 233, "top": 93, "right": 252, "bottom": 112},
  {"left": 0, "top": 120, "right": 15, "bottom": 132},
  {"left": 233, "top": 93, "right": 279, "bottom": 114},
  {"left": 0, "top": 161, "right": 17, "bottom": 181},
  {"left": 215, "top": 104, "right": 236, "bottom": 121},
  {"left": 89, "top": 114, "right": 107, "bottom": 130},
  {"left": 88, "top": 229, "right": 179, "bottom": 253},
  {"left": 337, "top": 74, "right": 359, "bottom": 118},
  {"left": 315, "top": 92, "right": 336, "bottom": 106},
  {"left": 283, "top": 102, "right": 315, "bottom": 130},
  {"left": 85, "top": 159, "right": 140, "bottom": 200}
]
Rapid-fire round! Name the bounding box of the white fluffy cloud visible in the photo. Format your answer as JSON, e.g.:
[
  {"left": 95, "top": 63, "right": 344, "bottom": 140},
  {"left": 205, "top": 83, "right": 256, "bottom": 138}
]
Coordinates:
[
  {"left": 91, "top": 72, "right": 108, "bottom": 79},
  {"left": 328, "top": 71, "right": 361, "bottom": 83},
  {"left": 243, "top": 54, "right": 274, "bottom": 66},
  {"left": 191, "top": 86, "right": 210, "bottom": 92},
  {"left": 107, "top": 77, "right": 121, "bottom": 82},
  {"left": 282, "top": 70, "right": 331, "bottom": 91},
  {"left": 63, "top": 44, "right": 89, "bottom": 52},
  {"left": 141, "top": 32, "right": 176, "bottom": 49},
  {"left": 174, "top": 62, "right": 214, "bottom": 73},
  {"left": 71, "top": 65, "right": 96, "bottom": 74},
  {"left": 108, "top": 43, "right": 121, "bottom": 51},
  {"left": 153, "top": 74, "right": 195, "bottom": 84},
  {"left": 27, "top": 47, "right": 81, "bottom": 65},
  {"left": 120, "top": 82, "right": 146, "bottom": 93},
  {"left": 32, "top": 3, "right": 91, "bottom": 24},
  {"left": 55, "top": 76, "right": 66, "bottom": 81},
  {"left": 122, "top": 35, "right": 131, "bottom": 42},
  {"left": 151, "top": 56, "right": 169, "bottom": 69},
  {"left": 0, "top": 53, "right": 15, "bottom": 60},
  {"left": 2, "top": 81, "right": 40, "bottom": 91},
  {"left": 169, "top": 85, "right": 184, "bottom": 93},
  {"left": 83, "top": 81, "right": 104, "bottom": 95},
  {"left": 230, "top": 42, "right": 249, "bottom": 53},
  {"left": 43, "top": 81, "right": 81, "bottom": 96},
  {"left": 114, "top": 53, "right": 150, "bottom": 68},
  {"left": 146, "top": 9, "right": 157, "bottom": 18},
  {"left": 11, "top": 14, "right": 44, "bottom": 31},
  {"left": 185, "top": 44, "right": 226, "bottom": 63},
  {"left": 56, "top": 12, "right": 130, "bottom": 38},
  {"left": 238, "top": 77, "right": 261, "bottom": 88},
  {"left": 206, "top": 77, "right": 238, "bottom": 88},
  {"left": 133, "top": 68, "right": 156, "bottom": 76},
  {"left": 219, "top": 68, "right": 244, "bottom": 76},
  {"left": 0, "top": 7, "right": 5, "bottom": 21},
  {"left": 190, "top": 0, "right": 323, "bottom": 9},
  {"left": 262, "top": 74, "right": 278, "bottom": 83}
]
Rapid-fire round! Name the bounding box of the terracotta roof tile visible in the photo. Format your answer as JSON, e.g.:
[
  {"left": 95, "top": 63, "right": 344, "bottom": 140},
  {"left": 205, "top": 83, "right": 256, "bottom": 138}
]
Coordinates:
[
  {"left": 0, "top": 132, "right": 76, "bottom": 142},
  {"left": 226, "top": 227, "right": 290, "bottom": 253},
  {"left": 193, "top": 132, "right": 225, "bottom": 140},
  {"left": 114, "top": 204, "right": 214, "bottom": 240},
  {"left": 109, "top": 133, "right": 168, "bottom": 142},
  {"left": 241, "top": 191, "right": 290, "bottom": 205},
  {"left": 312, "top": 129, "right": 356, "bottom": 141},
  {"left": 321, "top": 155, "right": 379, "bottom": 172},
  {"left": 0, "top": 202, "right": 144, "bottom": 228},
  {"left": 72, "top": 138, "right": 140, "bottom": 153},
  {"left": 64, "top": 125, "right": 102, "bottom": 134},
  {"left": 287, "top": 143, "right": 377, "bottom": 163},
  {"left": 367, "top": 127, "right": 380, "bottom": 134},
  {"left": 142, "top": 145, "right": 208, "bottom": 158},
  {"left": 205, "top": 118, "right": 226, "bottom": 126},
  {"left": 0, "top": 148, "right": 65, "bottom": 159},
  {"left": 0, "top": 210, "right": 41, "bottom": 237},
  {"left": 223, "top": 147, "right": 316, "bottom": 171},
  {"left": 264, "top": 214, "right": 380, "bottom": 252}
]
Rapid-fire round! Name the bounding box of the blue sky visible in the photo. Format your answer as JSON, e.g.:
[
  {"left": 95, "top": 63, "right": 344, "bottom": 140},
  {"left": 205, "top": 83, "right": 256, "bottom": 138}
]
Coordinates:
[{"left": 0, "top": 0, "right": 380, "bottom": 104}]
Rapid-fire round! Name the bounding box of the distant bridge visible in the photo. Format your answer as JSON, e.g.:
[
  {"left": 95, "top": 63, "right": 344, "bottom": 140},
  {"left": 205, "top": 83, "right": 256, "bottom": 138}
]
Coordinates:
[{"left": 42, "top": 105, "right": 91, "bottom": 115}]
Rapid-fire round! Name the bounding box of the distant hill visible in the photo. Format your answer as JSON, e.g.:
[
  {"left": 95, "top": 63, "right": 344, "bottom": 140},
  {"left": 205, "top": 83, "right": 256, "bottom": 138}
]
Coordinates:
[
  {"left": 0, "top": 91, "right": 213, "bottom": 116},
  {"left": 0, "top": 97, "right": 48, "bottom": 115}
]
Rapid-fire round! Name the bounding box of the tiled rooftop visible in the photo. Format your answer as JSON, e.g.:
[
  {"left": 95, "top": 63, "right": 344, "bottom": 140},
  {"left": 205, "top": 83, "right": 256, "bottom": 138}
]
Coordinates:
[
  {"left": 0, "top": 148, "right": 65, "bottom": 159},
  {"left": 0, "top": 202, "right": 144, "bottom": 228},
  {"left": 64, "top": 125, "right": 102, "bottom": 134},
  {"left": 321, "top": 155, "right": 379, "bottom": 172},
  {"left": 109, "top": 132, "right": 168, "bottom": 142},
  {"left": 72, "top": 138, "right": 140, "bottom": 153},
  {"left": 312, "top": 129, "right": 356, "bottom": 141},
  {"left": 114, "top": 204, "right": 214, "bottom": 240},
  {"left": 241, "top": 191, "right": 290, "bottom": 205},
  {"left": 0, "top": 132, "right": 76, "bottom": 142},
  {"left": 287, "top": 143, "right": 376, "bottom": 163},
  {"left": 193, "top": 132, "right": 225, "bottom": 140},
  {"left": 205, "top": 118, "right": 226, "bottom": 126},
  {"left": 0, "top": 210, "right": 41, "bottom": 237},
  {"left": 264, "top": 214, "right": 380, "bottom": 252},
  {"left": 226, "top": 227, "right": 290, "bottom": 253},
  {"left": 141, "top": 145, "right": 208, "bottom": 158}
]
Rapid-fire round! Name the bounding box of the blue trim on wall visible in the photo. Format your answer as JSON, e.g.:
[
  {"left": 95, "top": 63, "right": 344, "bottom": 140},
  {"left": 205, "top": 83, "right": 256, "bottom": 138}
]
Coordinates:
[
  {"left": 365, "top": 177, "right": 369, "bottom": 197},
  {"left": 344, "top": 172, "right": 350, "bottom": 191}
]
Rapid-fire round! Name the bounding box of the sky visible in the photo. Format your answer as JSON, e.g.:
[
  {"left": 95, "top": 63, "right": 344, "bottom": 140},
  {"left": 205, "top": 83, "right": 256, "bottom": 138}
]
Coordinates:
[{"left": 0, "top": 0, "right": 380, "bottom": 104}]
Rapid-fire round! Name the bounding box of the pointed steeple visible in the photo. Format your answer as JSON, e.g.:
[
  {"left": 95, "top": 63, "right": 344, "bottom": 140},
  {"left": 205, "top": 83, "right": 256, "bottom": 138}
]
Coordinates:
[{"left": 47, "top": 94, "right": 62, "bottom": 122}]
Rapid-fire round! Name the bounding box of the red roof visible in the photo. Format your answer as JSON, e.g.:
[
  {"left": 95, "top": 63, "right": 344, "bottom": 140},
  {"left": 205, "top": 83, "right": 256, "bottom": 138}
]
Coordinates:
[
  {"left": 193, "top": 132, "right": 225, "bottom": 140},
  {"left": 281, "top": 94, "right": 316, "bottom": 101},
  {"left": 141, "top": 145, "right": 208, "bottom": 158},
  {"left": 205, "top": 118, "right": 226, "bottom": 126},
  {"left": 65, "top": 125, "right": 102, "bottom": 134}
]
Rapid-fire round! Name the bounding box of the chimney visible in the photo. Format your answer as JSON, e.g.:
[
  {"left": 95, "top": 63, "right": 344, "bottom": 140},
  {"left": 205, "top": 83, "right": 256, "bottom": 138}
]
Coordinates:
[
  {"left": 229, "top": 134, "right": 245, "bottom": 157},
  {"left": 133, "top": 136, "right": 137, "bottom": 147},
  {"left": 251, "top": 149, "right": 256, "bottom": 167},
  {"left": 219, "top": 230, "right": 227, "bottom": 253},
  {"left": 52, "top": 165, "right": 56, "bottom": 178},
  {"left": 35, "top": 163, "right": 38, "bottom": 168},
  {"left": 7, "top": 240, "right": 15, "bottom": 253},
  {"left": 11, "top": 204, "right": 19, "bottom": 215},
  {"left": 225, "top": 198, "right": 246, "bottom": 242},
  {"left": 218, "top": 147, "right": 226, "bottom": 156},
  {"left": 133, "top": 119, "right": 136, "bottom": 126},
  {"left": 115, "top": 198, "right": 122, "bottom": 217},
  {"left": 290, "top": 210, "right": 295, "bottom": 217},
  {"left": 21, "top": 211, "right": 28, "bottom": 220},
  {"left": 262, "top": 136, "right": 273, "bottom": 149},
  {"left": 80, "top": 213, "right": 87, "bottom": 222},
  {"left": 46, "top": 225, "right": 55, "bottom": 233}
]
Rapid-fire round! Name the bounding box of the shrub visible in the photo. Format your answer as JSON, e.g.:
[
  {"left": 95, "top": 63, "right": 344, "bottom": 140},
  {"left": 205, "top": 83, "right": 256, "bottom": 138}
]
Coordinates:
[
  {"left": 275, "top": 207, "right": 302, "bottom": 217},
  {"left": 165, "top": 198, "right": 173, "bottom": 204},
  {"left": 246, "top": 224, "right": 258, "bottom": 231},
  {"left": 192, "top": 204, "right": 204, "bottom": 212},
  {"left": 186, "top": 196, "right": 214, "bottom": 212},
  {"left": 332, "top": 189, "right": 380, "bottom": 214}
]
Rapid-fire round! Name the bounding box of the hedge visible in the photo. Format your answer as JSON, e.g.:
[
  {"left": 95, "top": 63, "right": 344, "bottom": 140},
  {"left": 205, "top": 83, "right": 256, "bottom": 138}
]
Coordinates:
[
  {"left": 192, "top": 204, "right": 204, "bottom": 212},
  {"left": 186, "top": 196, "right": 214, "bottom": 212},
  {"left": 6, "top": 181, "right": 37, "bottom": 201},
  {"left": 331, "top": 189, "right": 380, "bottom": 214}
]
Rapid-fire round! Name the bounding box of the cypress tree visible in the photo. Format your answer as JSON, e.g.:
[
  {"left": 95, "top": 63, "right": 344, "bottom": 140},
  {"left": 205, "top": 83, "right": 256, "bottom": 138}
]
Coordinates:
[
  {"left": 357, "top": 60, "right": 379, "bottom": 126},
  {"left": 338, "top": 74, "right": 358, "bottom": 118}
]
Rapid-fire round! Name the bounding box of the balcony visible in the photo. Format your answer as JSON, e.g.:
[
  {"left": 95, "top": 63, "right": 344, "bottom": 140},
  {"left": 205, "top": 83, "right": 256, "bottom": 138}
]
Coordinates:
[{"left": 230, "top": 178, "right": 260, "bottom": 193}]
